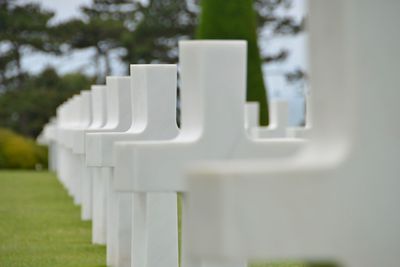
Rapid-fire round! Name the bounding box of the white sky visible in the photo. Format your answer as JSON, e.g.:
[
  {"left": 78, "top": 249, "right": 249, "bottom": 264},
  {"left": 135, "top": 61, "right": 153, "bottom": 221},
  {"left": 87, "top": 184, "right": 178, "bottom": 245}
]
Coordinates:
[
  {"left": 20, "top": 0, "right": 91, "bottom": 23},
  {"left": 21, "top": 0, "right": 308, "bottom": 125}
]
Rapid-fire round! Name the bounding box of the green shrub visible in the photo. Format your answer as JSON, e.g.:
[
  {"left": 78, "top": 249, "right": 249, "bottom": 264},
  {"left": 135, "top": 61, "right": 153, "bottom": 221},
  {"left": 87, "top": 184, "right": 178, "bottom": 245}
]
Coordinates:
[{"left": 0, "top": 128, "right": 48, "bottom": 169}]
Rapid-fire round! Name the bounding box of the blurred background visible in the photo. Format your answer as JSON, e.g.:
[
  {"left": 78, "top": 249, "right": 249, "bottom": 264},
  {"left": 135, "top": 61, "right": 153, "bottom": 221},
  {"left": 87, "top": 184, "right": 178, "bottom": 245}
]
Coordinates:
[{"left": 0, "top": 0, "right": 307, "bottom": 169}]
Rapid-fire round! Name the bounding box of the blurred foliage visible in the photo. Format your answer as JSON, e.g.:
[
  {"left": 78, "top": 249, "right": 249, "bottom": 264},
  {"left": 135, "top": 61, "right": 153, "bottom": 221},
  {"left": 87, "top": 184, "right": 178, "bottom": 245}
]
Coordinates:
[
  {"left": 0, "top": 128, "right": 47, "bottom": 169},
  {"left": 54, "top": 0, "right": 196, "bottom": 83},
  {"left": 121, "top": 0, "right": 197, "bottom": 65},
  {"left": 0, "top": 0, "right": 59, "bottom": 86},
  {"left": 0, "top": 67, "right": 94, "bottom": 137},
  {"left": 197, "top": 0, "right": 269, "bottom": 125},
  {"left": 254, "top": 0, "right": 305, "bottom": 63},
  {"left": 55, "top": 0, "right": 137, "bottom": 82}
]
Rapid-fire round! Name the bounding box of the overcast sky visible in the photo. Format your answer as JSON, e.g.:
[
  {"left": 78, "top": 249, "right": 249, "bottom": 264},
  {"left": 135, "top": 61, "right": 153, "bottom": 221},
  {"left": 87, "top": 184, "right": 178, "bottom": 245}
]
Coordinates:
[{"left": 21, "top": 0, "right": 91, "bottom": 23}]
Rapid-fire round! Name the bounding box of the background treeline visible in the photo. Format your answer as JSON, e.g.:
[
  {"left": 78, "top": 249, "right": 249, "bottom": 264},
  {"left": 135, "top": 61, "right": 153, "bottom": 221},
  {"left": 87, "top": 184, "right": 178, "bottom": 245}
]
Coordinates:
[
  {"left": 0, "top": 0, "right": 303, "bottom": 168},
  {"left": 0, "top": 0, "right": 304, "bottom": 138}
]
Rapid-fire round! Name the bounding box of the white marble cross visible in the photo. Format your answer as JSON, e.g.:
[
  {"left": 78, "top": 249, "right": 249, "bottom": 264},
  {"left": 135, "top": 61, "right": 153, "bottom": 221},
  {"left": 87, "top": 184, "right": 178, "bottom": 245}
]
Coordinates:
[
  {"left": 244, "top": 102, "right": 259, "bottom": 137},
  {"left": 184, "top": 1, "right": 400, "bottom": 267},
  {"left": 48, "top": 117, "right": 59, "bottom": 172},
  {"left": 85, "top": 75, "right": 133, "bottom": 266},
  {"left": 55, "top": 97, "right": 71, "bottom": 188},
  {"left": 56, "top": 94, "right": 83, "bottom": 198},
  {"left": 54, "top": 99, "right": 70, "bottom": 186},
  {"left": 75, "top": 86, "right": 108, "bottom": 225},
  {"left": 84, "top": 79, "right": 132, "bottom": 245},
  {"left": 37, "top": 117, "right": 58, "bottom": 171},
  {"left": 113, "top": 41, "right": 304, "bottom": 267},
  {"left": 68, "top": 91, "right": 92, "bottom": 206},
  {"left": 71, "top": 86, "right": 107, "bottom": 223},
  {"left": 86, "top": 65, "right": 179, "bottom": 267},
  {"left": 250, "top": 100, "right": 290, "bottom": 138},
  {"left": 114, "top": 41, "right": 303, "bottom": 192}
]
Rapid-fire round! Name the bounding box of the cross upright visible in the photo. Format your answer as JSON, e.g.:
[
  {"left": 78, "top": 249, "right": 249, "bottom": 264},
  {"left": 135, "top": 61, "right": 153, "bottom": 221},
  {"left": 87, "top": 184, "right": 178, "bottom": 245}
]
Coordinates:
[
  {"left": 69, "top": 91, "right": 92, "bottom": 206},
  {"left": 86, "top": 78, "right": 134, "bottom": 245},
  {"left": 37, "top": 117, "right": 58, "bottom": 171},
  {"left": 251, "top": 100, "right": 290, "bottom": 138},
  {"left": 56, "top": 94, "right": 83, "bottom": 197},
  {"left": 86, "top": 64, "right": 179, "bottom": 267},
  {"left": 69, "top": 78, "right": 129, "bottom": 227},
  {"left": 244, "top": 102, "right": 259, "bottom": 135},
  {"left": 54, "top": 100, "right": 70, "bottom": 185},
  {"left": 54, "top": 100, "right": 71, "bottom": 185},
  {"left": 83, "top": 85, "right": 108, "bottom": 243}
]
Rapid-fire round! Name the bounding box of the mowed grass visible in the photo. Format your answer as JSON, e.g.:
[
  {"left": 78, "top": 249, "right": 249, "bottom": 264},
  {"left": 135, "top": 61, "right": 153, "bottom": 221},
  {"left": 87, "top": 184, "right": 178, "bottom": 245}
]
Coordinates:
[
  {"left": 0, "top": 170, "right": 336, "bottom": 267},
  {"left": 0, "top": 170, "right": 105, "bottom": 267}
]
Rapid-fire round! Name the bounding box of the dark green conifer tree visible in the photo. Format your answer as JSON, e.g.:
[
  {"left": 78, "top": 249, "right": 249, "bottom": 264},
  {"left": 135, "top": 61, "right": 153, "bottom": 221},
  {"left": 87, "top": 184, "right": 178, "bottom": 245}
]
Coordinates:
[{"left": 197, "top": 0, "right": 269, "bottom": 125}]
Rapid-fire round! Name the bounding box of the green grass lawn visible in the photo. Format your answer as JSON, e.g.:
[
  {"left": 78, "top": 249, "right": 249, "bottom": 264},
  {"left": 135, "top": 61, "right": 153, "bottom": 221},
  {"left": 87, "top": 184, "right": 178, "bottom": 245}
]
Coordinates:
[
  {"left": 0, "top": 170, "right": 105, "bottom": 267},
  {"left": 0, "top": 170, "right": 335, "bottom": 267}
]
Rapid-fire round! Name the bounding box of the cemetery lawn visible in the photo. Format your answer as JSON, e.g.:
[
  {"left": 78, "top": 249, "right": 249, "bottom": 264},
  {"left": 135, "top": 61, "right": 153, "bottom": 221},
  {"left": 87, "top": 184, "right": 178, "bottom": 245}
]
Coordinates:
[{"left": 0, "top": 170, "right": 106, "bottom": 267}]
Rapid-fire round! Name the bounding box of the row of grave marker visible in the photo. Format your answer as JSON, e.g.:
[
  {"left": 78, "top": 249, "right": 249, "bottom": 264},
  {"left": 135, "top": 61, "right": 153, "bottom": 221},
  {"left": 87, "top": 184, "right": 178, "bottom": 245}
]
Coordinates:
[
  {"left": 37, "top": 1, "right": 400, "bottom": 267},
  {"left": 38, "top": 40, "right": 306, "bottom": 267}
]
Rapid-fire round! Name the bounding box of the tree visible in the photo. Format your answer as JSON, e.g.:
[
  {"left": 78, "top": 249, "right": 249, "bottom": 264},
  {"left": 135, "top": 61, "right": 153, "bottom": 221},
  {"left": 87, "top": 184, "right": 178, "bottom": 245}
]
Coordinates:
[
  {"left": 197, "top": 0, "right": 269, "bottom": 125},
  {"left": 0, "top": 68, "right": 94, "bottom": 137},
  {"left": 56, "top": 0, "right": 137, "bottom": 82},
  {"left": 254, "top": 0, "right": 306, "bottom": 92},
  {"left": 0, "top": 0, "right": 58, "bottom": 86},
  {"left": 121, "top": 0, "right": 197, "bottom": 65},
  {"left": 254, "top": 0, "right": 305, "bottom": 64},
  {"left": 0, "top": 50, "right": 17, "bottom": 90}
]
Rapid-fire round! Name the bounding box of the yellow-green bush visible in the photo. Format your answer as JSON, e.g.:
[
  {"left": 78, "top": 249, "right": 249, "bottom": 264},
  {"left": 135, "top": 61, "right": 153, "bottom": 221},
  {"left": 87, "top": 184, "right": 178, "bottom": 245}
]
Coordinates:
[{"left": 0, "top": 128, "right": 48, "bottom": 169}]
